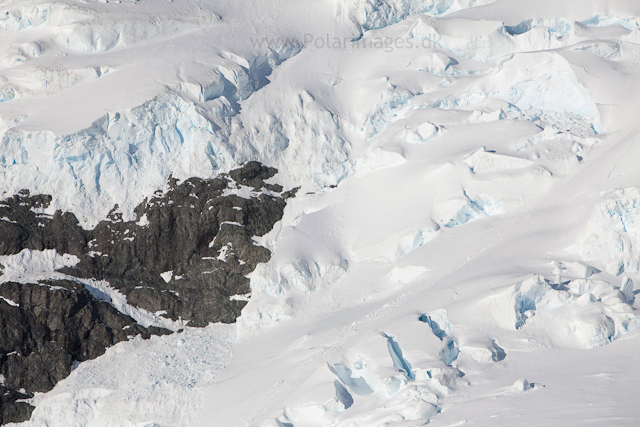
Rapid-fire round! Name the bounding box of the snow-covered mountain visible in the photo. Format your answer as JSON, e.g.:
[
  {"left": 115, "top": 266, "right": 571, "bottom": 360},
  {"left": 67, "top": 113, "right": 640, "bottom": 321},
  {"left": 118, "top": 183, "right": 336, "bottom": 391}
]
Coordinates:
[{"left": 0, "top": 0, "right": 639, "bottom": 425}]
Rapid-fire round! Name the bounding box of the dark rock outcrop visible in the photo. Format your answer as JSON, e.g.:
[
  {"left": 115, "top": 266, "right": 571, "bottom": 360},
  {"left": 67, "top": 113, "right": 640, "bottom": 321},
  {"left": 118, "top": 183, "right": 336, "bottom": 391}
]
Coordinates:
[
  {"left": 0, "top": 280, "right": 170, "bottom": 424},
  {"left": 0, "top": 161, "right": 295, "bottom": 423},
  {"left": 0, "top": 387, "right": 32, "bottom": 425}
]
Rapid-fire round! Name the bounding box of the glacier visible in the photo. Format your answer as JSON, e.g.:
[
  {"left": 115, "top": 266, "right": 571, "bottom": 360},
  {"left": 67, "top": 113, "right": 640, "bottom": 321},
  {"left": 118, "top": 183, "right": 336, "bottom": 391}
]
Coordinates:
[{"left": 0, "top": 0, "right": 639, "bottom": 425}]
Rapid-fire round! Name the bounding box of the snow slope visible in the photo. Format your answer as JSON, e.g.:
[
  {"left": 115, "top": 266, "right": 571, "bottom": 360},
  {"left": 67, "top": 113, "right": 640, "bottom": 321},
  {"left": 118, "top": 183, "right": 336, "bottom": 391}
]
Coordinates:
[{"left": 2, "top": 0, "right": 640, "bottom": 425}]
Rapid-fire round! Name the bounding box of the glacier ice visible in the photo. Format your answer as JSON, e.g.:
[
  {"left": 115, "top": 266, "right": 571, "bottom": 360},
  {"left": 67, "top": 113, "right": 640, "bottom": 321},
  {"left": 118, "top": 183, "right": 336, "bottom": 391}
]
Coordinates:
[
  {"left": 512, "top": 378, "right": 533, "bottom": 393},
  {"left": 0, "top": 69, "right": 350, "bottom": 228},
  {"left": 505, "top": 17, "right": 573, "bottom": 37},
  {"left": 429, "top": 52, "right": 602, "bottom": 134},
  {"left": 178, "top": 43, "right": 303, "bottom": 108},
  {"left": 440, "top": 338, "right": 459, "bottom": 366},
  {"left": 459, "top": 341, "right": 506, "bottom": 363},
  {"left": 2, "top": 0, "right": 638, "bottom": 424},
  {"left": 410, "top": 17, "right": 517, "bottom": 63},
  {"left": 409, "top": 52, "right": 464, "bottom": 77},
  {"left": 580, "top": 15, "right": 640, "bottom": 31},
  {"left": 487, "top": 274, "right": 640, "bottom": 348},
  {"left": 576, "top": 187, "right": 640, "bottom": 275},
  {"left": 255, "top": 257, "right": 348, "bottom": 295},
  {"left": 0, "top": 92, "right": 233, "bottom": 226},
  {"left": 431, "top": 191, "right": 504, "bottom": 229},
  {"left": 383, "top": 333, "right": 415, "bottom": 380},
  {"left": 553, "top": 260, "right": 599, "bottom": 281},
  {"left": 408, "top": 14, "right": 636, "bottom": 65},
  {"left": 277, "top": 326, "right": 459, "bottom": 426},
  {"left": 328, "top": 363, "right": 375, "bottom": 396},
  {"left": 362, "top": 91, "right": 414, "bottom": 141},
  {"left": 620, "top": 277, "right": 635, "bottom": 304},
  {"left": 407, "top": 16, "right": 589, "bottom": 64},
  {"left": 418, "top": 309, "right": 450, "bottom": 340},
  {"left": 343, "top": 0, "right": 499, "bottom": 33},
  {"left": 282, "top": 365, "right": 356, "bottom": 421},
  {"left": 0, "top": 3, "right": 57, "bottom": 31}
]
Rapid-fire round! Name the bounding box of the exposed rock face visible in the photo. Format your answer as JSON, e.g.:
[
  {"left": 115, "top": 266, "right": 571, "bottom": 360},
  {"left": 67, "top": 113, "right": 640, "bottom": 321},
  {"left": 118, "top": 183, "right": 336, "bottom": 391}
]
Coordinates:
[
  {"left": 0, "top": 280, "right": 170, "bottom": 424},
  {"left": 0, "top": 162, "right": 294, "bottom": 423}
]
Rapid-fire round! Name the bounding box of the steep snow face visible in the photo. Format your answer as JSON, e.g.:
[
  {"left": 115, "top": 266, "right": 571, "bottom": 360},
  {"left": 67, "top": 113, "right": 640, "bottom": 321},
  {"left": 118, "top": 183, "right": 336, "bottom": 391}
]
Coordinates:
[
  {"left": 1, "top": 93, "right": 232, "bottom": 225},
  {"left": 0, "top": 30, "right": 347, "bottom": 227}
]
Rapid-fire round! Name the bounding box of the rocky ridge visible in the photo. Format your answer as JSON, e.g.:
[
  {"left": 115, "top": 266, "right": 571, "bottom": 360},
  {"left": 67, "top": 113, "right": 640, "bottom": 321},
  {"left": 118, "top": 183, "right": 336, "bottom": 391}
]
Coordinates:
[{"left": 0, "top": 161, "right": 294, "bottom": 423}]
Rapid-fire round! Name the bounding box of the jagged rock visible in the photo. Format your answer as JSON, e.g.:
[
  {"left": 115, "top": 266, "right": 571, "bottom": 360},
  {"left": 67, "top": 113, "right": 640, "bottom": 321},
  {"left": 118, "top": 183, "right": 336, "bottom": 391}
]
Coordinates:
[
  {"left": 0, "top": 387, "right": 33, "bottom": 425},
  {"left": 73, "top": 162, "right": 287, "bottom": 325},
  {"left": 0, "top": 162, "right": 294, "bottom": 423},
  {"left": 0, "top": 162, "right": 291, "bottom": 326},
  {"left": 0, "top": 280, "right": 170, "bottom": 423}
]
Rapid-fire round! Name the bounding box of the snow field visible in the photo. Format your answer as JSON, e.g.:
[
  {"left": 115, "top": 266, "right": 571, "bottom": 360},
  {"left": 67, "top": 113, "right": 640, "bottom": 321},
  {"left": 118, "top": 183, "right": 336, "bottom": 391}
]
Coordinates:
[{"left": 23, "top": 323, "right": 235, "bottom": 427}]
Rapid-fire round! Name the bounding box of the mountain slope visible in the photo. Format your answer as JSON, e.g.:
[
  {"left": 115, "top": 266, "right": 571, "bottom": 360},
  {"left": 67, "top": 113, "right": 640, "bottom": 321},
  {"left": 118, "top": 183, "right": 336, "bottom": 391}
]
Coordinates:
[{"left": 0, "top": 0, "right": 639, "bottom": 426}]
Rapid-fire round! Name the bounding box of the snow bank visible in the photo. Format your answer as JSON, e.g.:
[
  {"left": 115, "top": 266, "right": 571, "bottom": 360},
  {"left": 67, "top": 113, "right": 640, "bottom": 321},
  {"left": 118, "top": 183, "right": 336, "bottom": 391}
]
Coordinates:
[
  {"left": 402, "top": 120, "right": 443, "bottom": 144},
  {"left": 486, "top": 275, "right": 640, "bottom": 349},
  {"left": 239, "top": 256, "right": 349, "bottom": 332},
  {"left": 464, "top": 148, "right": 534, "bottom": 174},
  {"left": 575, "top": 187, "right": 640, "bottom": 275},
  {"left": 354, "top": 148, "right": 405, "bottom": 177},
  {"left": 352, "top": 224, "right": 440, "bottom": 263},
  {"left": 0, "top": 1, "right": 218, "bottom": 53},
  {"left": 0, "top": 67, "right": 116, "bottom": 100},
  {"left": 0, "top": 249, "right": 79, "bottom": 284},
  {"left": 430, "top": 52, "right": 602, "bottom": 134},
  {"left": 430, "top": 162, "right": 552, "bottom": 229},
  {"left": 342, "top": 0, "right": 499, "bottom": 33},
  {"left": 22, "top": 324, "right": 235, "bottom": 427}
]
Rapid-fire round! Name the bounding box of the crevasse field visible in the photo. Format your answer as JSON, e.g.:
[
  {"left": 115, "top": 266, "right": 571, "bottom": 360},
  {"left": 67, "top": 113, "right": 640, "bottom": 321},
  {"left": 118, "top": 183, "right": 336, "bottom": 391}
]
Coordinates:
[{"left": 1, "top": 0, "right": 640, "bottom": 425}]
